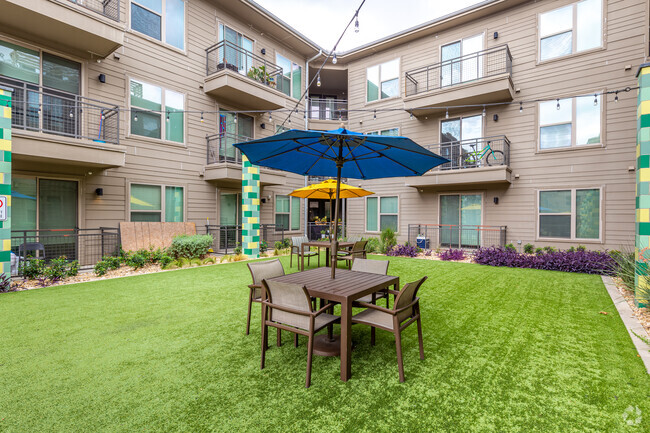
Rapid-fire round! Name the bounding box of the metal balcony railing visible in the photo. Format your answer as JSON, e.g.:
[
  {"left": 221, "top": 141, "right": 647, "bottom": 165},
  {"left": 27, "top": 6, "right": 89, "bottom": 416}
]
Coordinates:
[
  {"left": 405, "top": 45, "right": 512, "bottom": 97},
  {"left": 1, "top": 76, "right": 120, "bottom": 144},
  {"left": 308, "top": 98, "right": 348, "bottom": 121},
  {"left": 408, "top": 224, "right": 507, "bottom": 250},
  {"left": 206, "top": 132, "right": 251, "bottom": 165},
  {"left": 205, "top": 224, "right": 286, "bottom": 254},
  {"left": 67, "top": 0, "right": 120, "bottom": 22},
  {"left": 425, "top": 135, "right": 510, "bottom": 170},
  {"left": 206, "top": 40, "right": 285, "bottom": 93}
]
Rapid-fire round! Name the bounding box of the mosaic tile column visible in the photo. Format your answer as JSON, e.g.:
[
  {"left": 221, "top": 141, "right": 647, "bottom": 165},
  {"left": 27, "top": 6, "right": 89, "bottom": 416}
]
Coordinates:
[
  {"left": 242, "top": 155, "right": 260, "bottom": 259},
  {"left": 636, "top": 64, "right": 650, "bottom": 307},
  {"left": 0, "top": 86, "right": 12, "bottom": 277}
]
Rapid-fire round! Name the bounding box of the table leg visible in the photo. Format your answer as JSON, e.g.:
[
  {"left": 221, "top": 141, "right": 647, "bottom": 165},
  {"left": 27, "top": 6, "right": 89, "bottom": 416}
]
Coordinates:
[
  {"left": 340, "top": 299, "right": 352, "bottom": 381},
  {"left": 325, "top": 247, "right": 330, "bottom": 267}
]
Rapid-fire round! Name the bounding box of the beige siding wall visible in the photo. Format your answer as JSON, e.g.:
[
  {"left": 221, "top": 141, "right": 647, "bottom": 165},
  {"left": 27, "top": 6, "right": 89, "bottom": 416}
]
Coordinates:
[{"left": 342, "top": 0, "right": 643, "bottom": 250}]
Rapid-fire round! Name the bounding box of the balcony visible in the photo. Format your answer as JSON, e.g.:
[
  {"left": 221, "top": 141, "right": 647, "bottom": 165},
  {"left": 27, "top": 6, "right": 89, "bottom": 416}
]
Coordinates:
[
  {"left": 407, "top": 224, "right": 507, "bottom": 250},
  {"left": 404, "top": 45, "right": 514, "bottom": 116},
  {"left": 0, "top": 0, "right": 124, "bottom": 59},
  {"left": 204, "top": 41, "right": 288, "bottom": 110},
  {"left": 407, "top": 136, "right": 511, "bottom": 188},
  {"left": 204, "top": 133, "right": 285, "bottom": 187},
  {"left": 307, "top": 98, "right": 348, "bottom": 130},
  {"left": 3, "top": 77, "right": 125, "bottom": 170}
]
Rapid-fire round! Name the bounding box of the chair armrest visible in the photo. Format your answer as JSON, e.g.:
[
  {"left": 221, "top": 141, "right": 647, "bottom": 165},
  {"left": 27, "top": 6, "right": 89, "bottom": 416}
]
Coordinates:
[
  {"left": 313, "top": 302, "right": 337, "bottom": 316},
  {"left": 248, "top": 284, "right": 261, "bottom": 289},
  {"left": 354, "top": 301, "right": 395, "bottom": 315},
  {"left": 393, "top": 297, "right": 420, "bottom": 315},
  {"left": 387, "top": 289, "right": 400, "bottom": 296}
]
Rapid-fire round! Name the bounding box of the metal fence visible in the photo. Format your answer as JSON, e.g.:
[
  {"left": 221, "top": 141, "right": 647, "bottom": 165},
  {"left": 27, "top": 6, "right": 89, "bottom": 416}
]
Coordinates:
[
  {"left": 407, "top": 224, "right": 506, "bottom": 250},
  {"left": 68, "top": 0, "right": 120, "bottom": 21},
  {"left": 11, "top": 227, "right": 120, "bottom": 275},
  {"left": 307, "top": 222, "right": 345, "bottom": 241},
  {"left": 405, "top": 45, "right": 512, "bottom": 97},
  {"left": 206, "top": 132, "right": 251, "bottom": 165},
  {"left": 206, "top": 40, "right": 285, "bottom": 93},
  {"left": 205, "top": 224, "right": 287, "bottom": 254},
  {"left": 1, "top": 76, "right": 120, "bottom": 144},
  {"left": 425, "top": 136, "right": 510, "bottom": 170},
  {"left": 308, "top": 98, "right": 348, "bottom": 121}
]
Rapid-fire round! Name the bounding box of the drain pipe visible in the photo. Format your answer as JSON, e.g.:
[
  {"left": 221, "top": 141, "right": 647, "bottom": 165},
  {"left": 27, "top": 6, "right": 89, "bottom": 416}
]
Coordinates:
[{"left": 303, "top": 49, "right": 323, "bottom": 237}]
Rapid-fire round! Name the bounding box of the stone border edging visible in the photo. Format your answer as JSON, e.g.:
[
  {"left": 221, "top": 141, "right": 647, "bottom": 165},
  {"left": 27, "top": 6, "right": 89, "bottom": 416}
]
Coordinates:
[{"left": 602, "top": 275, "right": 650, "bottom": 374}]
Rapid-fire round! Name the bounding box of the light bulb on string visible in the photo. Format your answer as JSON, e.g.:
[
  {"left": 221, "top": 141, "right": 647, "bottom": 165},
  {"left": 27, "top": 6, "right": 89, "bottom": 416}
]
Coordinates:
[
  {"left": 409, "top": 111, "right": 413, "bottom": 120},
  {"left": 373, "top": 110, "right": 376, "bottom": 120},
  {"left": 269, "top": 112, "right": 273, "bottom": 122},
  {"left": 593, "top": 94, "right": 598, "bottom": 106},
  {"left": 69, "top": 110, "right": 74, "bottom": 118},
  {"left": 134, "top": 112, "right": 138, "bottom": 122},
  {"left": 556, "top": 99, "right": 560, "bottom": 110},
  {"left": 200, "top": 112, "right": 204, "bottom": 123},
  {"left": 482, "top": 106, "right": 486, "bottom": 117},
  {"left": 354, "top": 13, "right": 359, "bottom": 33},
  {"left": 317, "top": 74, "right": 321, "bottom": 87},
  {"left": 233, "top": 115, "right": 237, "bottom": 123},
  {"left": 519, "top": 102, "right": 523, "bottom": 113},
  {"left": 445, "top": 109, "right": 449, "bottom": 119},
  {"left": 332, "top": 53, "right": 337, "bottom": 64},
  {"left": 614, "top": 91, "right": 619, "bottom": 103},
  {"left": 166, "top": 111, "right": 170, "bottom": 122}
]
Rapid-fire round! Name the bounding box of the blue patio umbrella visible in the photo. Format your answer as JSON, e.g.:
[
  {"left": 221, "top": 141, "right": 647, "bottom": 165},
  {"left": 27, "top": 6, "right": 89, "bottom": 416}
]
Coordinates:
[{"left": 234, "top": 127, "right": 448, "bottom": 278}]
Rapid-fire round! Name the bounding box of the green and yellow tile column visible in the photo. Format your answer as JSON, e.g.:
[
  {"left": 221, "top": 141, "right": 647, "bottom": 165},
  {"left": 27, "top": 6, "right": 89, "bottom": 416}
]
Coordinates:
[
  {"left": 242, "top": 155, "right": 260, "bottom": 259},
  {"left": 0, "top": 86, "right": 12, "bottom": 276},
  {"left": 636, "top": 64, "right": 650, "bottom": 306}
]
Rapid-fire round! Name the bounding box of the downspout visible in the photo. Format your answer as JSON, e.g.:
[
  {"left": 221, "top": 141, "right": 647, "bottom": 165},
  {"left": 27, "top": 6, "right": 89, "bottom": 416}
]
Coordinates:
[{"left": 304, "top": 49, "right": 323, "bottom": 237}]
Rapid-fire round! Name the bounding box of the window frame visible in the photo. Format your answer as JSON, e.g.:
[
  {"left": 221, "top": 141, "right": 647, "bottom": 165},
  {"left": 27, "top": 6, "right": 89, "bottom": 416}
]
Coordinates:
[
  {"left": 129, "top": 0, "right": 186, "bottom": 52},
  {"left": 536, "top": 91, "right": 604, "bottom": 152},
  {"left": 128, "top": 182, "right": 186, "bottom": 222},
  {"left": 366, "top": 127, "right": 400, "bottom": 136},
  {"left": 365, "top": 57, "right": 401, "bottom": 104},
  {"left": 274, "top": 194, "right": 301, "bottom": 231},
  {"left": 537, "top": 0, "right": 605, "bottom": 64},
  {"left": 438, "top": 33, "right": 485, "bottom": 86},
  {"left": 536, "top": 187, "right": 603, "bottom": 242},
  {"left": 128, "top": 77, "right": 186, "bottom": 145},
  {"left": 275, "top": 53, "right": 303, "bottom": 100},
  {"left": 365, "top": 195, "right": 399, "bottom": 233}
]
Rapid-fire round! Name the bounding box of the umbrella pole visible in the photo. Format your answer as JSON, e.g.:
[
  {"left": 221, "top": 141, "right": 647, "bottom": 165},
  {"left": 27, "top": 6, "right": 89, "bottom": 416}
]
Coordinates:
[{"left": 331, "top": 154, "right": 343, "bottom": 279}]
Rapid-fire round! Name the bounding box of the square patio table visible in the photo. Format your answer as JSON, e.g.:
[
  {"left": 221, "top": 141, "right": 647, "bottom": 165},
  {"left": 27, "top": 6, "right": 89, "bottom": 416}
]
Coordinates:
[
  {"left": 268, "top": 267, "right": 399, "bottom": 381},
  {"left": 300, "top": 240, "right": 354, "bottom": 271}
]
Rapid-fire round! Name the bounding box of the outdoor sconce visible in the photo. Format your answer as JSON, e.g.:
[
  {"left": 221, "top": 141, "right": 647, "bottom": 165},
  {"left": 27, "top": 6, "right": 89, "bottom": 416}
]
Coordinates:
[
  {"left": 493, "top": 32, "right": 498, "bottom": 39},
  {"left": 493, "top": 197, "right": 499, "bottom": 205},
  {"left": 95, "top": 188, "right": 104, "bottom": 197},
  {"left": 98, "top": 74, "right": 106, "bottom": 83},
  {"left": 493, "top": 114, "right": 498, "bottom": 122},
  {"left": 261, "top": 198, "right": 267, "bottom": 204},
  {"left": 261, "top": 48, "right": 266, "bottom": 55},
  {"left": 260, "top": 123, "right": 266, "bottom": 129}
]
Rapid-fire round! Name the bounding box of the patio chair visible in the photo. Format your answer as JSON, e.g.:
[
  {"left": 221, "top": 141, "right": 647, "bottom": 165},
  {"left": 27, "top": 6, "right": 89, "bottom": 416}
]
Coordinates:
[
  {"left": 260, "top": 279, "right": 340, "bottom": 388},
  {"left": 246, "top": 259, "right": 285, "bottom": 346},
  {"left": 351, "top": 258, "right": 390, "bottom": 307},
  {"left": 290, "top": 236, "right": 318, "bottom": 268},
  {"left": 18, "top": 242, "right": 46, "bottom": 260},
  {"left": 351, "top": 276, "right": 427, "bottom": 382},
  {"left": 336, "top": 240, "right": 368, "bottom": 269}
]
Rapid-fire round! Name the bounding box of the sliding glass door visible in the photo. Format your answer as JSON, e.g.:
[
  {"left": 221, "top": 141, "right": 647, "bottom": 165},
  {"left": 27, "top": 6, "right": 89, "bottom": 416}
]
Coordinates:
[
  {"left": 219, "top": 193, "right": 241, "bottom": 250},
  {"left": 440, "top": 194, "right": 482, "bottom": 247}
]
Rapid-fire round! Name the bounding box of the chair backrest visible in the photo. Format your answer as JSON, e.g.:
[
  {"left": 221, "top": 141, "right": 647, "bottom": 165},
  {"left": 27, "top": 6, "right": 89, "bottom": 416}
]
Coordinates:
[
  {"left": 394, "top": 276, "right": 427, "bottom": 322},
  {"left": 19, "top": 242, "right": 45, "bottom": 258},
  {"left": 351, "top": 240, "right": 368, "bottom": 258},
  {"left": 262, "top": 279, "right": 313, "bottom": 330},
  {"left": 247, "top": 259, "right": 285, "bottom": 285},
  {"left": 347, "top": 236, "right": 362, "bottom": 243},
  {"left": 351, "top": 258, "right": 389, "bottom": 275},
  {"left": 291, "top": 236, "right": 308, "bottom": 248}
]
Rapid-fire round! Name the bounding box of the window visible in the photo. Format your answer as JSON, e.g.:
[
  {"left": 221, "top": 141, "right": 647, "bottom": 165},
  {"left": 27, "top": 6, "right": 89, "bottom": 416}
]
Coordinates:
[
  {"left": 440, "top": 194, "right": 482, "bottom": 247},
  {"left": 539, "top": 0, "right": 602, "bottom": 61},
  {"left": 538, "top": 189, "right": 600, "bottom": 240},
  {"left": 218, "top": 24, "right": 253, "bottom": 74},
  {"left": 275, "top": 195, "right": 300, "bottom": 230},
  {"left": 367, "top": 128, "right": 399, "bottom": 136},
  {"left": 367, "top": 59, "right": 399, "bottom": 102},
  {"left": 366, "top": 196, "right": 398, "bottom": 232},
  {"left": 441, "top": 115, "right": 483, "bottom": 167},
  {"left": 130, "top": 79, "right": 184, "bottom": 143},
  {"left": 131, "top": 0, "right": 185, "bottom": 49},
  {"left": 441, "top": 34, "right": 483, "bottom": 86},
  {"left": 130, "top": 184, "right": 184, "bottom": 222},
  {"left": 217, "top": 112, "right": 253, "bottom": 161},
  {"left": 276, "top": 54, "right": 302, "bottom": 98},
  {"left": 539, "top": 94, "right": 601, "bottom": 149}
]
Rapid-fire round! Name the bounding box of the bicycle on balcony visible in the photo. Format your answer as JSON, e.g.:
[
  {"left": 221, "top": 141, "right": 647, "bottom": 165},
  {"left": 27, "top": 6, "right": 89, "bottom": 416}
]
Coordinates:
[{"left": 463, "top": 141, "right": 505, "bottom": 167}]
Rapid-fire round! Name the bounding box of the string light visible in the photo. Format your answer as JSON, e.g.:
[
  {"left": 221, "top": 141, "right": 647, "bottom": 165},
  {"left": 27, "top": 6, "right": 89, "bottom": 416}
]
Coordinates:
[
  {"left": 200, "top": 112, "right": 204, "bottom": 122},
  {"left": 288, "top": 116, "right": 291, "bottom": 125},
  {"left": 519, "top": 102, "right": 523, "bottom": 113},
  {"left": 354, "top": 13, "right": 359, "bottom": 33},
  {"left": 332, "top": 53, "right": 337, "bottom": 64},
  {"left": 445, "top": 108, "right": 449, "bottom": 119},
  {"left": 269, "top": 112, "right": 273, "bottom": 122},
  {"left": 69, "top": 110, "right": 74, "bottom": 118},
  {"left": 166, "top": 111, "right": 170, "bottom": 121},
  {"left": 233, "top": 115, "right": 237, "bottom": 123},
  {"left": 409, "top": 111, "right": 413, "bottom": 120},
  {"left": 482, "top": 106, "right": 486, "bottom": 117},
  {"left": 134, "top": 113, "right": 138, "bottom": 122},
  {"left": 317, "top": 74, "right": 321, "bottom": 87},
  {"left": 593, "top": 94, "right": 598, "bottom": 106},
  {"left": 556, "top": 99, "right": 560, "bottom": 110},
  {"left": 373, "top": 109, "right": 376, "bottom": 119},
  {"left": 614, "top": 91, "right": 619, "bottom": 103}
]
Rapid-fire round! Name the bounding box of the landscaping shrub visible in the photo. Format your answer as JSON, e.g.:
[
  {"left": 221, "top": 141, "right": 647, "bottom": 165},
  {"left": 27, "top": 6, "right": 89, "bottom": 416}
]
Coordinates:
[
  {"left": 364, "top": 237, "right": 381, "bottom": 253},
  {"left": 523, "top": 243, "right": 535, "bottom": 254},
  {"left": 259, "top": 240, "right": 268, "bottom": 253},
  {"left": 168, "top": 234, "right": 213, "bottom": 259},
  {"left": 473, "top": 246, "right": 615, "bottom": 275},
  {"left": 504, "top": 243, "right": 516, "bottom": 252},
  {"left": 126, "top": 251, "right": 147, "bottom": 270},
  {"left": 543, "top": 246, "right": 557, "bottom": 253},
  {"left": 387, "top": 244, "right": 419, "bottom": 257},
  {"left": 234, "top": 243, "right": 243, "bottom": 255},
  {"left": 94, "top": 260, "right": 110, "bottom": 276},
  {"left": 438, "top": 248, "right": 466, "bottom": 261},
  {"left": 159, "top": 253, "right": 173, "bottom": 268},
  {"left": 380, "top": 227, "right": 397, "bottom": 254},
  {"left": 20, "top": 258, "right": 45, "bottom": 280},
  {"left": 66, "top": 260, "right": 79, "bottom": 278},
  {"left": 103, "top": 256, "right": 122, "bottom": 270},
  {"left": 44, "top": 257, "right": 70, "bottom": 282},
  {"left": 567, "top": 246, "right": 576, "bottom": 252},
  {"left": 535, "top": 247, "right": 544, "bottom": 255},
  {"left": 577, "top": 245, "right": 587, "bottom": 252},
  {"left": 0, "top": 273, "right": 10, "bottom": 293},
  {"left": 610, "top": 250, "right": 635, "bottom": 290},
  {"left": 274, "top": 241, "right": 283, "bottom": 250}
]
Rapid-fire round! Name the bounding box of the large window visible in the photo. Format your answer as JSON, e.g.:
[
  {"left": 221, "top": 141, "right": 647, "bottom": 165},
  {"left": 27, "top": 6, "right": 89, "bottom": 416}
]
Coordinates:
[
  {"left": 11, "top": 177, "right": 78, "bottom": 233},
  {"left": 130, "top": 79, "right": 184, "bottom": 143},
  {"left": 538, "top": 189, "right": 600, "bottom": 240},
  {"left": 366, "top": 196, "right": 398, "bottom": 232},
  {"left": 367, "top": 59, "right": 400, "bottom": 102},
  {"left": 275, "top": 195, "right": 300, "bottom": 231},
  {"left": 441, "top": 34, "right": 483, "bottom": 86},
  {"left": 131, "top": 0, "right": 185, "bottom": 50},
  {"left": 276, "top": 54, "right": 302, "bottom": 98},
  {"left": 217, "top": 112, "right": 253, "bottom": 162},
  {"left": 539, "top": 0, "right": 602, "bottom": 61},
  {"left": 441, "top": 115, "right": 483, "bottom": 167},
  {"left": 440, "top": 194, "right": 482, "bottom": 247},
  {"left": 130, "top": 183, "right": 184, "bottom": 222},
  {"left": 218, "top": 24, "right": 253, "bottom": 74},
  {"left": 539, "top": 94, "right": 601, "bottom": 149}
]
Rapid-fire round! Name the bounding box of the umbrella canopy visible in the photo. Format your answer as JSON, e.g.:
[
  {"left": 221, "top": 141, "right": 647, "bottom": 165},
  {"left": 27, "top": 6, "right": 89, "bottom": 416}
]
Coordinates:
[{"left": 234, "top": 127, "right": 448, "bottom": 278}]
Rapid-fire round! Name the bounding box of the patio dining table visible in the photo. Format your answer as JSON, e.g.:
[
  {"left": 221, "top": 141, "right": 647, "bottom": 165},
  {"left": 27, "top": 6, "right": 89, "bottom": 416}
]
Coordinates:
[
  {"left": 269, "top": 267, "right": 399, "bottom": 382},
  {"left": 300, "top": 240, "right": 354, "bottom": 271}
]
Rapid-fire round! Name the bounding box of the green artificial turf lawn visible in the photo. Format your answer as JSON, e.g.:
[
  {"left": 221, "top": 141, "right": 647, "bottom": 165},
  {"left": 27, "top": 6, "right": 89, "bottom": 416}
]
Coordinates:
[{"left": 1, "top": 255, "right": 650, "bottom": 432}]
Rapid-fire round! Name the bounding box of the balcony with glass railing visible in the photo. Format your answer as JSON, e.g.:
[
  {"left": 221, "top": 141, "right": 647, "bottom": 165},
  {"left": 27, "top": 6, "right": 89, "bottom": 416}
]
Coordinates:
[
  {"left": 404, "top": 45, "right": 514, "bottom": 116},
  {"left": 205, "top": 40, "right": 287, "bottom": 110},
  {"left": 0, "top": 0, "right": 124, "bottom": 59},
  {"left": 3, "top": 76, "right": 125, "bottom": 168}
]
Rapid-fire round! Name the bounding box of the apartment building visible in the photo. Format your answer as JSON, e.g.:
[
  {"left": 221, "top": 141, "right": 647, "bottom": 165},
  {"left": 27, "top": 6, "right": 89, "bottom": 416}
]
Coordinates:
[{"left": 0, "top": 0, "right": 644, "bottom": 256}]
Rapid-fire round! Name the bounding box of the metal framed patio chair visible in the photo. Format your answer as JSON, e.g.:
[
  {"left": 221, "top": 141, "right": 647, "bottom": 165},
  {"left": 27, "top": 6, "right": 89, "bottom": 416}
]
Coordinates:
[
  {"left": 260, "top": 279, "right": 340, "bottom": 388},
  {"left": 336, "top": 240, "right": 367, "bottom": 269},
  {"left": 351, "top": 276, "right": 427, "bottom": 382},
  {"left": 351, "top": 258, "right": 391, "bottom": 307},
  {"left": 246, "top": 259, "right": 285, "bottom": 345},
  {"left": 290, "top": 235, "right": 318, "bottom": 268}
]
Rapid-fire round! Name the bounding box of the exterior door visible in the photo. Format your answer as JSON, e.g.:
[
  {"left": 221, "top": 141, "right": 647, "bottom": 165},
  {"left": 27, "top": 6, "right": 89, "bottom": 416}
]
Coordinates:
[
  {"left": 219, "top": 193, "right": 241, "bottom": 250},
  {"left": 219, "top": 113, "right": 253, "bottom": 161},
  {"left": 440, "top": 194, "right": 482, "bottom": 247},
  {"left": 440, "top": 115, "right": 482, "bottom": 168},
  {"left": 441, "top": 34, "right": 483, "bottom": 87}
]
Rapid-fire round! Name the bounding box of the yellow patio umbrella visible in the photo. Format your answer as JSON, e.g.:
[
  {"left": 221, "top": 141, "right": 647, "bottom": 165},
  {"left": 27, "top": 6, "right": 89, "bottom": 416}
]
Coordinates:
[{"left": 289, "top": 179, "right": 374, "bottom": 240}]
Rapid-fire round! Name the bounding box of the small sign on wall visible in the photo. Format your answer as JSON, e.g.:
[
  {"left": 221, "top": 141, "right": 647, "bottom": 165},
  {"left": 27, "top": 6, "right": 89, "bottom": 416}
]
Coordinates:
[{"left": 0, "top": 195, "right": 7, "bottom": 221}]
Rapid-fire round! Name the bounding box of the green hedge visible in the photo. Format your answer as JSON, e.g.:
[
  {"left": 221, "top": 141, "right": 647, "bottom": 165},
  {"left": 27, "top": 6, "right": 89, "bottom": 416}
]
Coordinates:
[{"left": 168, "top": 234, "right": 213, "bottom": 259}]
